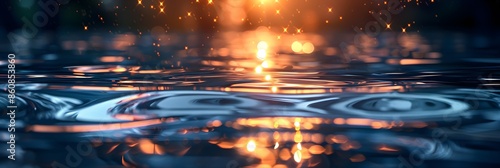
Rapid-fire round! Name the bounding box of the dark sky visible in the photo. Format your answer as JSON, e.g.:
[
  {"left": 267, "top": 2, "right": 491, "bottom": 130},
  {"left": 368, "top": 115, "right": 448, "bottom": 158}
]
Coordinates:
[{"left": 1, "top": 0, "right": 499, "bottom": 35}]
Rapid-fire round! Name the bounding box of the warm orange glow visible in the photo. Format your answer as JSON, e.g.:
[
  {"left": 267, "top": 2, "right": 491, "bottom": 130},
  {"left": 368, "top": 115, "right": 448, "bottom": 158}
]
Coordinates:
[
  {"left": 400, "top": 59, "right": 440, "bottom": 65},
  {"left": 330, "top": 135, "right": 348, "bottom": 143},
  {"left": 279, "top": 148, "right": 291, "bottom": 161},
  {"left": 217, "top": 141, "right": 235, "bottom": 149},
  {"left": 349, "top": 154, "right": 366, "bottom": 162},
  {"left": 100, "top": 56, "right": 125, "bottom": 62},
  {"left": 308, "top": 145, "right": 326, "bottom": 154},
  {"left": 346, "top": 118, "right": 373, "bottom": 126},
  {"left": 212, "top": 120, "right": 222, "bottom": 127},
  {"left": 296, "top": 28, "right": 302, "bottom": 33}
]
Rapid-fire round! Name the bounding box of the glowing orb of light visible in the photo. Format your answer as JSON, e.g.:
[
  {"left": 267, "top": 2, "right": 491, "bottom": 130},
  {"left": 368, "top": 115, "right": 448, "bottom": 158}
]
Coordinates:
[
  {"left": 302, "top": 42, "right": 315, "bottom": 54},
  {"left": 291, "top": 41, "right": 303, "bottom": 53},
  {"left": 255, "top": 66, "right": 263, "bottom": 74},
  {"left": 257, "top": 41, "right": 269, "bottom": 50},
  {"left": 247, "top": 140, "right": 256, "bottom": 152},
  {"left": 257, "top": 49, "right": 267, "bottom": 60}
]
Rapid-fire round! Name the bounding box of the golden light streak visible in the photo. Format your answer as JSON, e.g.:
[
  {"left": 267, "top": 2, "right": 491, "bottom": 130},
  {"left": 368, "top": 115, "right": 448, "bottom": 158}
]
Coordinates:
[
  {"left": 349, "top": 154, "right": 366, "bottom": 162},
  {"left": 308, "top": 145, "right": 326, "bottom": 154},
  {"left": 294, "top": 120, "right": 300, "bottom": 130},
  {"left": 379, "top": 146, "right": 399, "bottom": 152},
  {"left": 279, "top": 148, "right": 291, "bottom": 160},
  {"left": 294, "top": 132, "right": 303, "bottom": 143}
]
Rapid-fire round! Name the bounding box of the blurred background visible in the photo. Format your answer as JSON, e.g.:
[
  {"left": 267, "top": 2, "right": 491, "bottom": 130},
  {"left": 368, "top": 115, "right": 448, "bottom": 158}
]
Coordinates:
[{"left": 0, "top": 0, "right": 499, "bottom": 68}]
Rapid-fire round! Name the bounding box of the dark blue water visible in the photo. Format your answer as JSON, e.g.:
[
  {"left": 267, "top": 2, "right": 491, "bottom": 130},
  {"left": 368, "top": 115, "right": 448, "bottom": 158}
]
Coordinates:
[{"left": 1, "top": 31, "right": 500, "bottom": 168}]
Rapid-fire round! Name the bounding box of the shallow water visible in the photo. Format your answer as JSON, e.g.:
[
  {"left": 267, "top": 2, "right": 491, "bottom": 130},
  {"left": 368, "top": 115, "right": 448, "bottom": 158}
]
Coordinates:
[{"left": 1, "top": 31, "right": 500, "bottom": 168}]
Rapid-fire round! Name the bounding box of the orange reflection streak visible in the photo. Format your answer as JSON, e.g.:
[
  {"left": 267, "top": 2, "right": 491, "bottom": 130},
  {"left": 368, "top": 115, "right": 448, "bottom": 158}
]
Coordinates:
[
  {"left": 99, "top": 56, "right": 125, "bottom": 62},
  {"left": 345, "top": 118, "right": 373, "bottom": 126},
  {"left": 349, "top": 154, "right": 366, "bottom": 162},
  {"left": 400, "top": 59, "right": 440, "bottom": 65},
  {"left": 378, "top": 145, "right": 399, "bottom": 152},
  {"left": 27, "top": 119, "right": 164, "bottom": 133},
  {"left": 138, "top": 138, "right": 165, "bottom": 155},
  {"left": 308, "top": 145, "right": 325, "bottom": 154}
]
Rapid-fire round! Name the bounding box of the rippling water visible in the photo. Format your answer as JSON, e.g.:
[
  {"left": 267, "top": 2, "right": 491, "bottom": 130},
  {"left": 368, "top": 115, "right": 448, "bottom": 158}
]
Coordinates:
[{"left": 1, "top": 31, "right": 500, "bottom": 168}]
